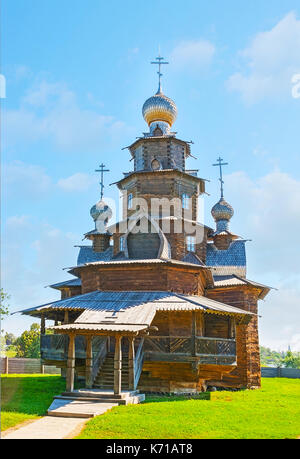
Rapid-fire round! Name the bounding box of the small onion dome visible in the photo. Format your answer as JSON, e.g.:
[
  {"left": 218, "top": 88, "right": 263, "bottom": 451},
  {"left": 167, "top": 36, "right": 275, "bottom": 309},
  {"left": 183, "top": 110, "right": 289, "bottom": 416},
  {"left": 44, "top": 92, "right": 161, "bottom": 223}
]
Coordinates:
[
  {"left": 142, "top": 89, "right": 177, "bottom": 128},
  {"left": 211, "top": 197, "right": 234, "bottom": 222},
  {"left": 90, "top": 200, "right": 112, "bottom": 223}
]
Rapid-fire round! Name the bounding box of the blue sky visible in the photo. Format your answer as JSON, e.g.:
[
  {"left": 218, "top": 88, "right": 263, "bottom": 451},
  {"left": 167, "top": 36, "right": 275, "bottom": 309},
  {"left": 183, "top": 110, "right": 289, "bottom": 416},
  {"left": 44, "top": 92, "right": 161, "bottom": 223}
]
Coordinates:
[{"left": 1, "top": 0, "right": 300, "bottom": 350}]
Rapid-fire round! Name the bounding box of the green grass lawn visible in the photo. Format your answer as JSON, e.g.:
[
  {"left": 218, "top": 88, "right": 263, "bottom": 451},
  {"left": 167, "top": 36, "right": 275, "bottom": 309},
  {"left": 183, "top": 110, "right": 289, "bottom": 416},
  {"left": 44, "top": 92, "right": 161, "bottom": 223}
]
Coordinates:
[
  {"left": 77, "top": 378, "right": 300, "bottom": 439},
  {"left": 1, "top": 374, "right": 66, "bottom": 431}
]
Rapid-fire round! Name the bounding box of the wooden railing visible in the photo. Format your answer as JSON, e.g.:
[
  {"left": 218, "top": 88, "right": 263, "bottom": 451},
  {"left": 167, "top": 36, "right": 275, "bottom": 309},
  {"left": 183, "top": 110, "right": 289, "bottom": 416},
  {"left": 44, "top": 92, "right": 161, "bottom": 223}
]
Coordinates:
[
  {"left": 91, "top": 337, "right": 108, "bottom": 384},
  {"left": 134, "top": 338, "right": 144, "bottom": 389},
  {"left": 144, "top": 336, "right": 236, "bottom": 365},
  {"left": 40, "top": 334, "right": 107, "bottom": 362}
]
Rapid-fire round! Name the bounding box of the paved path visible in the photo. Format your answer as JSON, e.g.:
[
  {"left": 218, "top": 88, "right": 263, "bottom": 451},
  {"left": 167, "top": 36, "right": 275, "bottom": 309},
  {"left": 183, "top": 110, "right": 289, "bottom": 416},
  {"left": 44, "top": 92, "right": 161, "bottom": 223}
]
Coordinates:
[{"left": 2, "top": 416, "right": 88, "bottom": 439}]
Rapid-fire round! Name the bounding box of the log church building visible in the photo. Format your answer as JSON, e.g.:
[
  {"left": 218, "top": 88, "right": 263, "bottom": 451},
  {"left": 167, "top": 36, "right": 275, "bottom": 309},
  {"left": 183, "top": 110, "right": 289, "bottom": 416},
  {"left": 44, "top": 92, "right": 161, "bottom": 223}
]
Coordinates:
[{"left": 17, "top": 56, "right": 271, "bottom": 399}]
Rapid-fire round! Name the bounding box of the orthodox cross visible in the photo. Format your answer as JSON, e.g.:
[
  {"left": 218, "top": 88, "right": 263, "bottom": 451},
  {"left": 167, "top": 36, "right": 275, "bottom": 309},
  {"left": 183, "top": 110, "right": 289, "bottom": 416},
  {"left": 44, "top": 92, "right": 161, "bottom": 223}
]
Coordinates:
[
  {"left": 151, "top": 53, "right": 169, "bottom": 92},
  {"left": 95, "top": 163, "right": 110, "bottom": 200},
  {"left": 213, "top": 157, "right": 228, "bottom": 199}
]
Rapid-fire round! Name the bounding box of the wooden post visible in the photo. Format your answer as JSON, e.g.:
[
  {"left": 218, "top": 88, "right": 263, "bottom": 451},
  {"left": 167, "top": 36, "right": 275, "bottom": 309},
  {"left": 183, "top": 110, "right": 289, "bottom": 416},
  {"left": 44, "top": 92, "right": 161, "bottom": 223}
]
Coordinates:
[
  {"left": 191, "top": 312, "right": 196, "bottom": 357},
  {"left": 64, "top": 310, "right": 69, "bottom": 325},
  {"left": 128, "top": 336, "right": 135, "bottom": 390},
  {"left": 5, "top": 356, "right": 9, "bottom": 374},
  {"left": 114, "top": 335, "right": 122, "bottom": 395},
  {"left": 85, "top": 335, "right": 93, "bottom": 389},
  {"left": 198, "top": 312, "right": 205, "bottom": 337},
  {"left": 66, "top": 334, "right": 75, "bottom": 392},
  {"left": 229, "top": 317, "right": 236, "bottom": 339},
  {"left": 41, "top": 314, "right": 46, "bottom": 335}
]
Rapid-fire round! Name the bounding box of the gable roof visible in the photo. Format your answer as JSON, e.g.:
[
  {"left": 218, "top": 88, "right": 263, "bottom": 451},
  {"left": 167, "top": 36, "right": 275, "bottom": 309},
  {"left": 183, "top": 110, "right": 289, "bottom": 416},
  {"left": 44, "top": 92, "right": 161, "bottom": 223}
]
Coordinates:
[{"left": 212, "top": 274, "right": 272, "bottom": 299}]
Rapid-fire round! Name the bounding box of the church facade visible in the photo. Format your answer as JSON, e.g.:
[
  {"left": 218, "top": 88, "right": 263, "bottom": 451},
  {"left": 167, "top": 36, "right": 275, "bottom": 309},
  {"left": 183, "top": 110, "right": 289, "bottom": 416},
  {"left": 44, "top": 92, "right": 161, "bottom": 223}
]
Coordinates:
[{"left": 17, "top": 60, "right": 271, "bottom": 395}]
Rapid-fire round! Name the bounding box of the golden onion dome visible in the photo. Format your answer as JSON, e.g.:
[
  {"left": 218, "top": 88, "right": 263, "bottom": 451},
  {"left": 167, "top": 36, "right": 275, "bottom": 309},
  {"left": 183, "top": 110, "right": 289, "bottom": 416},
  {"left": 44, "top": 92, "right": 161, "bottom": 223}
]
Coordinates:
[{"left": 142, "top": 88, "right": 177, "bottom": 128}]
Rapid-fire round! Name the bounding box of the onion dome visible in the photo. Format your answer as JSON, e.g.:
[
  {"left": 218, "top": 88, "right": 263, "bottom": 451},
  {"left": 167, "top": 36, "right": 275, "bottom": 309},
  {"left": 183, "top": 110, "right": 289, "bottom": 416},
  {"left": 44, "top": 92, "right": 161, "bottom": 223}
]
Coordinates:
[
  {"left": 90, "top": 199, "right": 112, "bottom": 233},
  {"left": 211, "top": 197, "right": 234, "bottom": 222},
  {"left": 142, "top": 88, "right": 177, "bottom": 129}
]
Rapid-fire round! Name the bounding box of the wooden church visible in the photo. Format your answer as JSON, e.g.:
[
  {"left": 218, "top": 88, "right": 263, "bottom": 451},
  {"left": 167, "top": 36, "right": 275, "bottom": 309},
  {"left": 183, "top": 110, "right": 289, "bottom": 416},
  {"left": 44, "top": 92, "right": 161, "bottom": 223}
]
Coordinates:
[{"left": 17, "top": 57, "right": 271, "bottom": 396}]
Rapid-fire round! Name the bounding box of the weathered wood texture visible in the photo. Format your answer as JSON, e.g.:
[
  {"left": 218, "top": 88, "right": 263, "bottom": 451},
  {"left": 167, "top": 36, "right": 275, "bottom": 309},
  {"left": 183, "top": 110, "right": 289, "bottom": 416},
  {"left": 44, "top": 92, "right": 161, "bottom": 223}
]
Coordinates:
[
  {"left": 80, "top": 264, "right": 207, "bottom": 296},
  {"left": 206, "top": 286, "right": 261, "bottom": 388},
  {"left": 0, "top": 358, "right": 60, "bottom": 374}
]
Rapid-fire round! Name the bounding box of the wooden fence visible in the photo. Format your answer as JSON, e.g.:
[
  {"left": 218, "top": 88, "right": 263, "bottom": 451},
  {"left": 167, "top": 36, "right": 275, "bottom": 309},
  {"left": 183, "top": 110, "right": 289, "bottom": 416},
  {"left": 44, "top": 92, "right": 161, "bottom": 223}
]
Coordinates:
[
  {"left": 0, "top": 357, "right": 61, "bottom": 375},
  {"left": 261, "top": 367, "right": 300, "bottom": 379}
]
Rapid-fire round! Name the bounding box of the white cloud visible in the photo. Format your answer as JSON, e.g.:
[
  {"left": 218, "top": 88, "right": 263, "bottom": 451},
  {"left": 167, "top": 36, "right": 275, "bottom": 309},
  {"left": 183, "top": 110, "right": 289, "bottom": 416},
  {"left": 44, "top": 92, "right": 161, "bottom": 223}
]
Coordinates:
[
  {"left": 219, "top": 169, "right": 300, "bottom": 351},
  {"left": 3, "top": 160, "right": 100, "bottom": 198},
  {"left": 226, "top": 12, "right": 300, "bottom": 103},
  {"left": 57, "top": 173, "right": 97, "bottom": 192},
  {"left": 4, "top": 79, "right": 130, "bottom": 152},
  {"left": 3, "top": 161, "right": 53, "bottom": 198},
  {"left": 170, "top": 40, "right": 215, "bottom": 71},
  {"left": 1, "top": 217, "right": 80, "bottom": 334}
]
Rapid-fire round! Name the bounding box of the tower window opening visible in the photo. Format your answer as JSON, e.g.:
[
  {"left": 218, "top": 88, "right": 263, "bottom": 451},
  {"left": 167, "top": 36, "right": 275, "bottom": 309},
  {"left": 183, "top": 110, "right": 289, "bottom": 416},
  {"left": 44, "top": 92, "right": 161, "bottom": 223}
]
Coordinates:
[
  {"left": 186, "top": 236, "right": 196, "bottom": 252},
  {"left": 182, "top": 193, "right": 190, "bottom": 209},
  {"left": 128, "top": 193, "right": 133, "bottom": 209}
]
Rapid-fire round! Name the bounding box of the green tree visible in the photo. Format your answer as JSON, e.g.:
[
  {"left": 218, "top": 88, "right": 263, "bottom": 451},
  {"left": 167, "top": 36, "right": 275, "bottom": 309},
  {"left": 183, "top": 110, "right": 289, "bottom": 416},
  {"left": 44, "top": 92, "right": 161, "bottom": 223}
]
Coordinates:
[
  {"left": 281, "top": 351, "right": 300, "bottom": 369},
  {"left": 15, "top": 323, "right": 41, "bottom": 358},
  {"left": 0, "top": 289, "right": 10, "bottom": 318}
]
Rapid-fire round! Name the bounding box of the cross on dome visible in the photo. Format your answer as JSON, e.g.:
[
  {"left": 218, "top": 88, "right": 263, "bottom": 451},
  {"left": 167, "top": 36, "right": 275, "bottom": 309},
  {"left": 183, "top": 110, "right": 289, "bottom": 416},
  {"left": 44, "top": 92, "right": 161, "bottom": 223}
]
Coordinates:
[
  {"left": 95, "top": 163, "right": 110, "bottom": 200},
  {"left": 151, "top": 53, "right": 169, "bottom": 94}
]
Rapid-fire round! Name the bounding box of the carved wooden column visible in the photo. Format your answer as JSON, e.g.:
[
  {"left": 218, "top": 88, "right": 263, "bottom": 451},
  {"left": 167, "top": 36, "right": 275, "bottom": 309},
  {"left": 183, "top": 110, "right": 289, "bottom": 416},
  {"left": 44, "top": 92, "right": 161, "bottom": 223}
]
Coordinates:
[
  {"left": 66, "top": 334, "right": 75, "bottom": 392},
  {"left": 85, "top": 335, "right": 93, "bottom": 389},
  {"left": 128, "top": 336, "right": 135, "bottom": 390},
  {"left": 114, "top": 335, "right": 122, "bottom": 395}
]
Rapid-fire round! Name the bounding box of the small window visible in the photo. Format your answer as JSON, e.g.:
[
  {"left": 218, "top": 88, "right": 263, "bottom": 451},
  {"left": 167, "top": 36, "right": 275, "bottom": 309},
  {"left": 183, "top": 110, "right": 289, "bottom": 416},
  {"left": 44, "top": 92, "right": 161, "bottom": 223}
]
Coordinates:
[
  {"left": 186, "top": 236, "right": 196, "bottom": 252},
  {"left": 119, "top": 236, "right": 125, "bottom": 251},
  {"left": 182, "top": 193, "right": 190, "bottom": 209},
  {"left": 128, "top": 193, "right": 133, "bottom": 209}
]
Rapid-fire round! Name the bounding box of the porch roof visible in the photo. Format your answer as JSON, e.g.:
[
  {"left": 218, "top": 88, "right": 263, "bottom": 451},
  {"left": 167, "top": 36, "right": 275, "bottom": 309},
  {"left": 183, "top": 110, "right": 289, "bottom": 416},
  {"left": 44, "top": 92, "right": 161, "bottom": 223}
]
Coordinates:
[{"left": 16, "top": 290, "right": 253, "bottom": 333}]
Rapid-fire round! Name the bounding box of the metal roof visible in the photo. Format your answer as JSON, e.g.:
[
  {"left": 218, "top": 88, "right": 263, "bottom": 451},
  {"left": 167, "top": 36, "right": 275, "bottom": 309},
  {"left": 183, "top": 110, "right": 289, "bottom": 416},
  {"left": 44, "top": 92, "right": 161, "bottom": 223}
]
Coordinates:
[
  {"left": 212, "top": 275, "right": 272, "bottom": 299},
  {"left": 48, "top": 278, "right": 81, "bottom": 290},
  {"left": 16, "top": 290, "right": 253, "bottom": 331}
]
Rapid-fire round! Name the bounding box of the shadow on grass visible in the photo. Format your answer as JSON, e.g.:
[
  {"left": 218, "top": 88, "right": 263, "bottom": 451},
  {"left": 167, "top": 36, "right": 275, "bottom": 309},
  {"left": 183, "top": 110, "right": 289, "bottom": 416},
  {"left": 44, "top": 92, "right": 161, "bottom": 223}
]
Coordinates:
[
  {"left": 143, "top": 392, "right": 211, "bottom": 403},
  {"left": 1, "top": 375, "right": 67, "bottom": 416}
]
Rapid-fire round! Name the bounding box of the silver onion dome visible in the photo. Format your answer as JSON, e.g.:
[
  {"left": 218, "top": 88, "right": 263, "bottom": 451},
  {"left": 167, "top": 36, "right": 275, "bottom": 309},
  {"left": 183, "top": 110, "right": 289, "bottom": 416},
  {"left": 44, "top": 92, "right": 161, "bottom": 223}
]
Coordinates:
[
  {"left": 142, "top": 89, "right": 177, "bottom": 128},
  {"left": 211, "top": 198, "right": 234, "bottom": 222},
  {"left": 90, "top": 199, "right": 112, "bottom": 233}
]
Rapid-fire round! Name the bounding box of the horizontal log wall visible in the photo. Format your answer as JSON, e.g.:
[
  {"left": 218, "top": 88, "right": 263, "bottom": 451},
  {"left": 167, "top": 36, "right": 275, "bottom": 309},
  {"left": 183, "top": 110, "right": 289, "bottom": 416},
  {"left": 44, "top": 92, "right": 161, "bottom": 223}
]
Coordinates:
[
  {"left": 206, "top": 286, "right": 261, "bottom": 388},
  {"left": 81, "top": 265, "right": 206, "bottom": 296}
]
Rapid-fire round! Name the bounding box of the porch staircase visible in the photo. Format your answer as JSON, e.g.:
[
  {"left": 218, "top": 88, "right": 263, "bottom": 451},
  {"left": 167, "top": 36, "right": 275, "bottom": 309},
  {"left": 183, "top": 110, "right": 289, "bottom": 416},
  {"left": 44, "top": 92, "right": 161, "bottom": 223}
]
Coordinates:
[
  {"left": 93, "top": 352, "right": 130, "bottom": 390},
  {"left": 48, "top": 389, "right": 145, "bottom": 418}
]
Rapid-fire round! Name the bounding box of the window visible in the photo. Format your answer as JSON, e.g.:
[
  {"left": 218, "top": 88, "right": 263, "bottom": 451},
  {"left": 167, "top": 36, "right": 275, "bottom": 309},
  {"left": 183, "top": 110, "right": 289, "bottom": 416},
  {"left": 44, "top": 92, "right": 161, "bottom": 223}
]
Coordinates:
[
  {"left": 128, "top": 193, "right": 133, "bottom": 209},
  {"left": 119, "top": 236, "right": 125, "bottom": 251},
  {"left": 186, "top": 236, "right": 196, "bottom": 252},
  {"left": 182, "top": 193, "right": 190, "bottom": 209}
]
